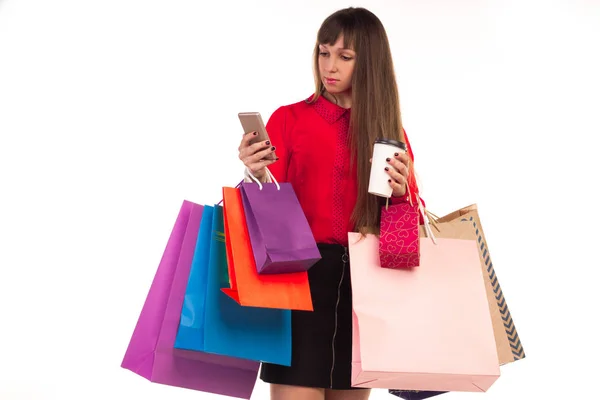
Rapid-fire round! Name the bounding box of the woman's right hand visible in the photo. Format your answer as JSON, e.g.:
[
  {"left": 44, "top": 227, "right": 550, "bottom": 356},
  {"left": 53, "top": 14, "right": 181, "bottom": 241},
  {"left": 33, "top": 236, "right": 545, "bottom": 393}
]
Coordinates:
[{"left": 238, "top": 131, "right": 278, "bottom": 180}]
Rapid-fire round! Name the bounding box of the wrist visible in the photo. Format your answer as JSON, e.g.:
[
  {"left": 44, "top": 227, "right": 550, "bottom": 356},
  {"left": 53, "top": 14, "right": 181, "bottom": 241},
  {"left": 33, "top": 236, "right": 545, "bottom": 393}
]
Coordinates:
[
  {"left": 250, "top": 170, "right": 271, "bottom": 183},
  {"left": 258, "top": 174, "right": 270, "bottom": 183},
  {"left": 391, "top": 185, "right": 409, "bottom": 200},
  {"left": 244, "top": 166, "right": 273, "bottom": 184}
]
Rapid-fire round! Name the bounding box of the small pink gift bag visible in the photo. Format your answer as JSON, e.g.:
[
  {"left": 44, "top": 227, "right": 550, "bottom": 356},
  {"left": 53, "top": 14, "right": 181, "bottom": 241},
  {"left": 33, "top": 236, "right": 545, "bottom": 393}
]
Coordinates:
[
  {"left": 379, "top": 168, "right": 435, "bottom": 269},
  {"left": 379, "top": 201, "right": 421, "bottom": 268}
]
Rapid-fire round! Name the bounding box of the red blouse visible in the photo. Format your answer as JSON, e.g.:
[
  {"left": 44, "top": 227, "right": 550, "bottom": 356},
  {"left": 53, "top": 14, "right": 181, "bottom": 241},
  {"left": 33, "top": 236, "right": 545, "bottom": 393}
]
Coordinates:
[{"left": 266, "top": 95, "right": 419, "bottom": 246}]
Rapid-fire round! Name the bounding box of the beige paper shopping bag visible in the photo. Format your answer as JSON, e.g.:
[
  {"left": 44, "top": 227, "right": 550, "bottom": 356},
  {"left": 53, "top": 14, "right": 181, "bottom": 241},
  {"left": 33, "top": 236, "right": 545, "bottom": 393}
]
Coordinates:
[
  {"left": 349, "top": 233, "right": 500, "bottom": 392},
  {"left": 388, "top": 204, "right": 525, "bottom": 400},
  {"left": 429, "top": 204, "right": 525, "bottom": 365}
]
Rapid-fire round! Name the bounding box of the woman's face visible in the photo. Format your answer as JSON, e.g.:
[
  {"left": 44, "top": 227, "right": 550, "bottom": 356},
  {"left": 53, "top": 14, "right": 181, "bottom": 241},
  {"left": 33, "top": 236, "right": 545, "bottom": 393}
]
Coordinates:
[{"left": 318, "top": 35, "right": 356, "bottom": 95}]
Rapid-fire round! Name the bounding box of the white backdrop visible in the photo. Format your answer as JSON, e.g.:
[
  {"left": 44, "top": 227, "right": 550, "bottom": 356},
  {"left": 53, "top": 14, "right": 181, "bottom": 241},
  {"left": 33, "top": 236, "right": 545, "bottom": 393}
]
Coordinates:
[{"left": 1, "top": 0, "right": 598, "bottom": 399}]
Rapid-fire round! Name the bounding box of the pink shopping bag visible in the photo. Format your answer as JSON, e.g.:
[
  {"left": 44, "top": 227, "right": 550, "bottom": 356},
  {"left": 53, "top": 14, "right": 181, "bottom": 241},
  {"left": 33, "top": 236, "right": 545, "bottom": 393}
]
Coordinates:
[
  {"left": 121, "top": 200, "right": 259, "bottom": 399},
  {"left": 348, "top": 232, "right": 500, "bottom": 392}
]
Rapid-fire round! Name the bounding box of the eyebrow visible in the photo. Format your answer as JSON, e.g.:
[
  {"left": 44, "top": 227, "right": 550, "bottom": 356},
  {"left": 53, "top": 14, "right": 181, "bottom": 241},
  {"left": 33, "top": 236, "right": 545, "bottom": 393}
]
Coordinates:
[{"left": 319, "top": 45, "right": 355, "bottom": 52}]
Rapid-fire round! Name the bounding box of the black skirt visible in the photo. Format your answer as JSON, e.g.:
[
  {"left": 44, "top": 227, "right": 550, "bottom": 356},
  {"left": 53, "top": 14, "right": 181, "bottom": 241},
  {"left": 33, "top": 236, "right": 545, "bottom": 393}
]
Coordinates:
[{"left": 260, "top": 243, "right": 361, "bottom": 390}]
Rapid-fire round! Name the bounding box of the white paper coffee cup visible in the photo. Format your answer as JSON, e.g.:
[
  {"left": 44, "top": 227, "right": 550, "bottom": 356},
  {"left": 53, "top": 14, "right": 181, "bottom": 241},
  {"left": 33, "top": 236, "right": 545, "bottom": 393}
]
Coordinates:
[{"left": 368, "top": 138, "right": 408, "bottom": 198}]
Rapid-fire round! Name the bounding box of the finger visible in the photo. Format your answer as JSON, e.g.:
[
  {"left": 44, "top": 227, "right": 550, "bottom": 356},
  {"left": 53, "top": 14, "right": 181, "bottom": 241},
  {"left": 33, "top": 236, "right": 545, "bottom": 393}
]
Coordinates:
[
  {"left": 248, "top": 139, "right": 272, "bottom": 155},
  {"left": 385, "top": 157, "right": 409, "bottom": 178},
  {"left": 242, "top": 130, "right": 258, "bottom": 144},
  {"left": 239, "top": 131, "right": 259, "bottom": 152},
  {"left": 246, "top": 158, "right": 279, "bottom": 175},
  {"left": 246, "top": 145, "right": 277, "bottom": 164},
  {"left": 239, "top": 139, "right": 272, "bottom": 160},
  {"left": 393, "top": 153, "right": 411, "bottom": 174},
  {"left": 384, "top": 165, "right": 406, "bottom": 186},
  {"left": 393, "top": 152, "right": 410, "bottom": 169},
  {"left": 388, "top": 178, "right": 407, "bottom": 196},
  {"left": 240, "top": 132, "right": 271, "bottom": 154},
  {"left": 239, "top": 133, "right": 257, "bottom": 157},
  {"left": 394, "top": 152, "right": 410, "bottom": 165}
]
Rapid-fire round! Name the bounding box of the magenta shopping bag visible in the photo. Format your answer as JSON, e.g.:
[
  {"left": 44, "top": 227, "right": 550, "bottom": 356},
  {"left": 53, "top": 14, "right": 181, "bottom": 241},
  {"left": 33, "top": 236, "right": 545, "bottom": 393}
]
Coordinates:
[
  {"left": 120, "top": 200, "right": 259, "bottom": 399},
  {"left": 240, "top": 170, "right": 321, "bottom": 274}
]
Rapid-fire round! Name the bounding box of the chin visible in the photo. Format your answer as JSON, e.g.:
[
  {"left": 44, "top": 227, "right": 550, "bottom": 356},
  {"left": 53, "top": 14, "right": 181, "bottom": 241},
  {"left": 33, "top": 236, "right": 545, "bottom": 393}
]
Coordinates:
[{"left": 325, "top": 86, "right": 351, "bottom": 95}]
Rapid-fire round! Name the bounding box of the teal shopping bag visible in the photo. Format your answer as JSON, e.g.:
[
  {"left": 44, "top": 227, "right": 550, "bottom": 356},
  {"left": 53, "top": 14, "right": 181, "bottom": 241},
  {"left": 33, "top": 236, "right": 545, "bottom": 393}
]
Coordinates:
[{"left": 175, "top": 204, "right": 292, "bottom": 366}]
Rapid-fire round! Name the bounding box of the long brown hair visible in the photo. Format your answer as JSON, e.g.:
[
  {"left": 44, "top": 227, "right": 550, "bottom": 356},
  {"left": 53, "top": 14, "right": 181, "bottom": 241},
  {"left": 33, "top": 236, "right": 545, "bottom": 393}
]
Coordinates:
[{"left": 309, "top": 7, "right": 408, "bottom": 234}]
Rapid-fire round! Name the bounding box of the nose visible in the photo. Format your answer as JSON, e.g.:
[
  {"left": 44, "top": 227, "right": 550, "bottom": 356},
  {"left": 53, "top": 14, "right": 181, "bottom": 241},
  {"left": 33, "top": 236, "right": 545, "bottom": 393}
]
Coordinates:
[{"left": 323, "top": 56, "right": 338, "bottom": 73}]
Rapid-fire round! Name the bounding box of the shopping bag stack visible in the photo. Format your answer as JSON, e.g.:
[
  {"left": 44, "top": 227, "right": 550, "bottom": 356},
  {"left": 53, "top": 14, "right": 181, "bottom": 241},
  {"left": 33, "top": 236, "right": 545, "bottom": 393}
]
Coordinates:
[
  {"left": 120, "top": 201, "right": 261, "bottom": 399},
  {"left": 119, "top": 153, "right": 526, "bottom": 399},
  {"left": 353, "top": 166, "right": 525, "bottom": 397},
  {"left": 386, "top": 205, "right": 526, "bottom": 399},
  {"left": 120, "top": 168, "right": 324, "bottom": 399}
]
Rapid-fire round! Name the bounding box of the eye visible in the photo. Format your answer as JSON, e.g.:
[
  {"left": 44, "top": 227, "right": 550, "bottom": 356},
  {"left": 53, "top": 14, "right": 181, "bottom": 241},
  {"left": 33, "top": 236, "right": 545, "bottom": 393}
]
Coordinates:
[
  {"left": 319, "top": 51, "right": 329, "bottom": 57},
  {"left": 341, "top": 55, "right": 354, "bottom": 61}
]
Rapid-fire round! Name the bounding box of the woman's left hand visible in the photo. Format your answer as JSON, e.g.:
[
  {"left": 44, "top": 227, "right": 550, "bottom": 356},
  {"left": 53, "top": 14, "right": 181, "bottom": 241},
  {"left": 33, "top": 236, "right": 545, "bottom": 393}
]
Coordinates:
[{"left": 385, "top": 152, "right": 410, "bottom": 197}]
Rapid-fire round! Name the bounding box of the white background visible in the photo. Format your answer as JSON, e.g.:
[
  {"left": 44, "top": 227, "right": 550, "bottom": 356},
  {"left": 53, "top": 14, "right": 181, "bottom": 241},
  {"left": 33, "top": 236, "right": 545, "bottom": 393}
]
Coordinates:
[{"left": 1, "top": 0, "right": 598, "bottom": 399}]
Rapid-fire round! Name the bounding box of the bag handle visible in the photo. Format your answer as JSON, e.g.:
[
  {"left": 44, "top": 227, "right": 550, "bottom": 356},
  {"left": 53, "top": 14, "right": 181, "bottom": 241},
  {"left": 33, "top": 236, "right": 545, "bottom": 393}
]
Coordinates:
[
  {"left": 244, "top": 166, "right": 281, "bottom": 191},
  {"left": 419, "top": 198, "right": 437, "bottom": 245},
  {"left": 217, "top": 180, "right": 244, "bottom": 205},
  {"left": 408, "top": 164, "right": 437, "bottom": 244},
  {"left": 216, "top": 166, "right": 281, "bottom": 206},
  {"left": 384, "top": 165, "right": 437, "bottom": 245}
]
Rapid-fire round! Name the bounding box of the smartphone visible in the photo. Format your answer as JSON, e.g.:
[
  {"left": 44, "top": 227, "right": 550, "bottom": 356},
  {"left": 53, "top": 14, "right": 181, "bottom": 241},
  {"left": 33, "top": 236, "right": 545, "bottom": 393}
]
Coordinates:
[
  {"left": 238, "top": 111, "right": 276, "bottom": 161},
  {"left": 238, "top": 112, "right": 271, "bottom": 145}
]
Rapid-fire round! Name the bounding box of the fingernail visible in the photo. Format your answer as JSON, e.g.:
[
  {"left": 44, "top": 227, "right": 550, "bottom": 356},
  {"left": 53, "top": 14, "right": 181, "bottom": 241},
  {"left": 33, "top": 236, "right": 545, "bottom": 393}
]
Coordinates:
[
  {"left": 386, "top": 158, "right": 391, "bottom": 162},
  {"left": 253, "top": 132, "right": 258, "bottom": 136},
  {"left": 388, "top": 179, "right": 392, "bottom": 183},
  {"left": 266, "top": 141, "right": 271, "bottom": 145},
  {"left": 271, "top": 146, "right": 276, "bottom": 151},
  {"left": 385, "top": 167, "right": 389, "bottom": 171},
  {"left": 276, "top": 157, "right": 280, "bottom": 161},
  {"left": 394, "top": 152, "right": 399, "bottom": 156}
]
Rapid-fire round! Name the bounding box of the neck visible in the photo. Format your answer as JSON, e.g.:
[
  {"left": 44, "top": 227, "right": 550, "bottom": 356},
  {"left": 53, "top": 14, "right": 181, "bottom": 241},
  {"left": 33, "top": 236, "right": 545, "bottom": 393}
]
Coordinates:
[{"left": 323, "top": 90, "right": 352, "bottom": 109}]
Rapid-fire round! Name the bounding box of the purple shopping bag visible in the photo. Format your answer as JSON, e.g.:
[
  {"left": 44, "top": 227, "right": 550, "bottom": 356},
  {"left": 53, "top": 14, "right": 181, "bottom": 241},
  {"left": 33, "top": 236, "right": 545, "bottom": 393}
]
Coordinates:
[
  {"left": 120, "top": 200, "right": 259, "bottom": 399},
  {"left": 240, "top": 176, "right": 321, "bottom": 274}
]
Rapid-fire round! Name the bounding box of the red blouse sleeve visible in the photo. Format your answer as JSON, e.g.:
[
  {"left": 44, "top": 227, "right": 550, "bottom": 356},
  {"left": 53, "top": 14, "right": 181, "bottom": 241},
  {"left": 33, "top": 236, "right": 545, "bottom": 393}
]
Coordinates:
[
  {"left": 391, "top": 129, "right": 420, "bottom": 201},
  {"left": 405, "top": 130, "right": 426, "bottom": 210},
  {"left": 390, "top": 129, "right": 427, "bottom": 223},
  {"left": 265, "top": 106, "right": 290, "bottom": 183}
]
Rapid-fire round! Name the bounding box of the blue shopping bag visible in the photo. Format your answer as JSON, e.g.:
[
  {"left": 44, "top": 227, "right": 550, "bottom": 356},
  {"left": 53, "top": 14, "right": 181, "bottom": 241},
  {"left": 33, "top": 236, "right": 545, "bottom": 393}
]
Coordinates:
[
  {"left": 175, "top": 204, "right": 292, "bottom": 366},
  {"left": 174, "top": 206, "right": 215, "bottom": 350}
]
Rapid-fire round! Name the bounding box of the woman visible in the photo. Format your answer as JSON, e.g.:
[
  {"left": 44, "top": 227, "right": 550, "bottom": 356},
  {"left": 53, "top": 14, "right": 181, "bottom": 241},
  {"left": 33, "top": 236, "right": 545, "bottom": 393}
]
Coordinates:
[{"left": 237, "top": 7, "right": 419, "bottom": 400}]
